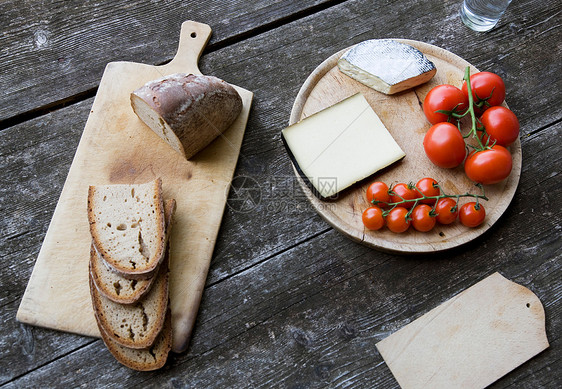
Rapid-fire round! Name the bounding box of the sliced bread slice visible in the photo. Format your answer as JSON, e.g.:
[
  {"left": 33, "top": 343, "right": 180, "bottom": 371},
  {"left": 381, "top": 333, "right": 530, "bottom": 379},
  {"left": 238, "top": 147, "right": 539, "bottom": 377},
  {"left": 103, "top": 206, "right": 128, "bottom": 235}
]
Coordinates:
[
  {"left": 98, "top": 309, "right": 172, "bottom": 371},
  {"left": 90, "top": 199, "right": 176, "bottom": 304},
  {"left": 90, "top": 250, "right": 169, "bottom": 349},
  {"left": 89, "top": 245, "right": 152, "bottom": 305},
  {"left": 88, "top": 178, "right": 166, "bottom": 279}
]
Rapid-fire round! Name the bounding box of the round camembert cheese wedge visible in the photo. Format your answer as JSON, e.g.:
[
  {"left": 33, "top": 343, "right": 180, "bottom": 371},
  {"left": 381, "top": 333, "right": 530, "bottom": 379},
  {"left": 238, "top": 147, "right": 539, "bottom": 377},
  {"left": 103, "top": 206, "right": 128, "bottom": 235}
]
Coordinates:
[{"left": 337, "top": 39, "right": 436, "bottom": 95}]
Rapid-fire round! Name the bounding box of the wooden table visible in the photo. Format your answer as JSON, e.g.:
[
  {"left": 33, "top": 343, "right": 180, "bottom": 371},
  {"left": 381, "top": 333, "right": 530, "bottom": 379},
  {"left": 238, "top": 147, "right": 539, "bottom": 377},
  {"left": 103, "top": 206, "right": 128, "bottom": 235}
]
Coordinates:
[{"left": 1, "top": 0, "right": 560, "bottom": 387}]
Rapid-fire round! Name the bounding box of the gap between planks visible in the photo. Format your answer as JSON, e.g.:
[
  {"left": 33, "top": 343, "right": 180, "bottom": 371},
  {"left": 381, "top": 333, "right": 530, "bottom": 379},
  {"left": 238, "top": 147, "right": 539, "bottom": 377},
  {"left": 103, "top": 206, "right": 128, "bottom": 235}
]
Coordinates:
[
  {"left": 0, "top": 0, "right": 349, "bottom": 132},
  {"left": 1, "top": 338, "right": 98, "bottom": 387},
  {"left": 205, "top": 226, "right": 332, "bottom": 289}
]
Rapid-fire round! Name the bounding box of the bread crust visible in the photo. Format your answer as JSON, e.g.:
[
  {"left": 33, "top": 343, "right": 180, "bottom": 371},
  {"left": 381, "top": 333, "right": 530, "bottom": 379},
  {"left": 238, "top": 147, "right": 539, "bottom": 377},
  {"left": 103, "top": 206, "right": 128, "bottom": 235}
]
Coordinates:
[
  {"left": 89, "top": 199, "right": 176, "bottom": 304},
  {"left": 89, "top": 196, "right": 175, "bottom": 369},
  {"left": 89, "top": 244, "right": 155, "bottom": 304},
  {"left": 90, "top": 251, "right": 169, "bottom": 349},
  {"left": 131, "top": 73, "right": 243, "bottom": 159},
  {"left": 98, "top": 309, "right": 172, "bottom": 371},
  {"left": 87, "top": 178, "right": 166, "bottom": 280}
]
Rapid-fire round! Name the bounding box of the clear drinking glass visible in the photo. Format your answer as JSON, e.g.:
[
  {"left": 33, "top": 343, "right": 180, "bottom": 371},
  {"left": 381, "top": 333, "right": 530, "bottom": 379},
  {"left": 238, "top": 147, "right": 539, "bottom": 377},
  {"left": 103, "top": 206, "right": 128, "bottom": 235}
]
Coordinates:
[{"left": 460, "top": 0, "right": 513, "bottom": 32}]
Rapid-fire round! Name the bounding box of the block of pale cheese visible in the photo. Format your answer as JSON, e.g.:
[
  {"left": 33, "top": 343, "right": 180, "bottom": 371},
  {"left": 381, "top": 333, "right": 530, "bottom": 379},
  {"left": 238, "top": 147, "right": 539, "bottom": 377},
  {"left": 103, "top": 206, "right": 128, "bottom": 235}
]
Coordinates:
[
  {"left": 282, "top": 93, "right": 405, "bottom": 199},
  {"left": 337, "top": 39, "right": 436, "bottom": 95}
]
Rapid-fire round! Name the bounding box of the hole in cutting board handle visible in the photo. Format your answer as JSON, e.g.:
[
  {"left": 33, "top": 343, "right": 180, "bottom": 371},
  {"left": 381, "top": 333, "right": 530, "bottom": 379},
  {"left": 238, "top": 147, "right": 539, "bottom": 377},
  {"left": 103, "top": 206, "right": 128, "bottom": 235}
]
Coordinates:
[{"left": 190, "top": 32, "right": 197, "bottom": 38}]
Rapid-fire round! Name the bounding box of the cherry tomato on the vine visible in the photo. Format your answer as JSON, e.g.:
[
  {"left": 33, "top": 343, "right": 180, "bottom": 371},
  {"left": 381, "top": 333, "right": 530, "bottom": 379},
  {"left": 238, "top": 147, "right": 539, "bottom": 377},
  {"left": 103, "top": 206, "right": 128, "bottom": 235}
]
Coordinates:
[
  {"left": 415, "top": 177, "right": 440, "bottom": 205},
  {"left": 435, "top": 198, "right": 458, "bottom": 225},
  {"left": 462, "top": 72, "right": 505, "bottom": 113},
  {"left": 386, "top": 207, "right": 411, "bottom": 233},
  {"left": 423, "top": 122, "right": 466, "bottom": 168},
  {"left": 480, "top": 106, "right": 519, "bottom": 147},
  {"left": 459, "top": 202, "right": 486, "bottom": 227},
  {"left": 390, "top": 183, "right": 420, "bottom": 209},
  {"left": 464, "top": 145, "right": 512, "bottom": 185},
  {"left": 362, "top": 206, "right": 385, "bottom": 231},
  {"left": 366, "top": 181, "right": 390, "bottom": 206},
  {"left": 423, "top": 84, "right": 468, "bottom": 125},
  {"left": 411, "top": 204, "right": 436, "bottom": 232}
]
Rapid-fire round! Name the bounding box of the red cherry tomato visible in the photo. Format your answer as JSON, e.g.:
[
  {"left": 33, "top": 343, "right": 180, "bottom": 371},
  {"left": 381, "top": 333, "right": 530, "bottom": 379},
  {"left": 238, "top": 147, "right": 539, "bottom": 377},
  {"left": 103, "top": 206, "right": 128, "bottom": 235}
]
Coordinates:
[
  {"left": 423, "top": 122, "right": 466, "bottom": 168},
  {"left": 423, "top": 84, "right": 468, "bottom": 124},
  {"left": 386, "top": 207, "right": 411, "bottom": 233},
  {"left": 390, "top": 183, "right": 420, "bottom": 209},
  {"left": 480, "top": 106, "right": 519, "bottom": 147},
  {"left": 464, "top": 145, "right": 512, "bottom": 185},
  {"left": 415, "top": 177, "right": 440, "bottom": 205},
  {"left": 435, "top": 198, "right": 458, "bottom": 224},
  {"left": 362, "top": 206, "right": 385, "bottom": 231},
  {"left": 366, "top": 181, "right": 390, "bottom": 207},
  {"left": 459, "top": 202, "right": 486, "bottom": 227},
  {"left": 411, "top": 204, "right": 436, "bottom": 232},
  {"left": 462, "top": 72, "right": 506, "bottom": 113}
]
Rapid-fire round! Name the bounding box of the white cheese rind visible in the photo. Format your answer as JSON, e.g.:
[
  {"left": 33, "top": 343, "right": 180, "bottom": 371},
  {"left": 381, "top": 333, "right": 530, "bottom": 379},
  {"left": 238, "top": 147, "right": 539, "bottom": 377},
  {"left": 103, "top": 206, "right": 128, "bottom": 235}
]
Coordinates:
[
  {"left": 337, "top": 39, "right": 436, "bottom": 95},
  {"left": 282, "top": 93, "right": 405, "bottom": 198}
]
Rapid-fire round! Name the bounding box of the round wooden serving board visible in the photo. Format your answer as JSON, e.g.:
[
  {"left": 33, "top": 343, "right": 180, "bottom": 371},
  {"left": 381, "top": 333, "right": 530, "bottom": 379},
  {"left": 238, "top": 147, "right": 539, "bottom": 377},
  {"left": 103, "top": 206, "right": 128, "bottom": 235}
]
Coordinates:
[{"left": 289, "top": 40, "right": 522, "bottom": 254}]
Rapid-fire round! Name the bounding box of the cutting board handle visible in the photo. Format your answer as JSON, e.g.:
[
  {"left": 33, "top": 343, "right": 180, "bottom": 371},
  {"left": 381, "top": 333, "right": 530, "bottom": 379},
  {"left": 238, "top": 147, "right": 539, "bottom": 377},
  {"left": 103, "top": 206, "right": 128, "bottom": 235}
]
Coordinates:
[{"left": 164, "top": 21, "right": 212, "bottom": 75}]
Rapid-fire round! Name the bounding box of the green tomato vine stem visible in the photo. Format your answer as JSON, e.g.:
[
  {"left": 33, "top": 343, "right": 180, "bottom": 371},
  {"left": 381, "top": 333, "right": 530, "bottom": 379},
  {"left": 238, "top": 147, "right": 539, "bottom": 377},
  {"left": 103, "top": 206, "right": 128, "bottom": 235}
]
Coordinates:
[
  {"left": 373, "top": 183, "right": 488, "bottom": 219},
  {"left": 439, "top": 67, "right": 489, "bottom": 151},
  {"left": 463, "top": 66, "right": 486, "bottom": 151}
]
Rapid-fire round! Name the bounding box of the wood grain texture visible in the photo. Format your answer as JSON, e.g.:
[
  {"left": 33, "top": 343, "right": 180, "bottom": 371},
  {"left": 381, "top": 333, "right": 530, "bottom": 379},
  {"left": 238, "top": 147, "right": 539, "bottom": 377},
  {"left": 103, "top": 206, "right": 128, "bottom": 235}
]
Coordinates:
[
  {"left": 0, "top": 0, "right": 331, "bottom": 124},
  {"left": 376, "top": 272, "right": 549, "bottom": 388},
  {"left": 15, "top": 21, "right": 253, "bottom": 355},
  {"left": 288, "top": 40, "right": 521, "bottom": 253},
  {"left": 1, "top": 0, "right": 560, "bottom": 386},
  {"left": 0, "top": 98, "right": 94, "bottom": 384}
]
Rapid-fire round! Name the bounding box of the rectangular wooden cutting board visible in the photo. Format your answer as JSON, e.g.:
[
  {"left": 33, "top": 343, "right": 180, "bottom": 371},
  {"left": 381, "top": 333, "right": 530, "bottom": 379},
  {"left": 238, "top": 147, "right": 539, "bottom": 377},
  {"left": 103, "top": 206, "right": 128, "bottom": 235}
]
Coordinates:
[
  {"left": 376, "top": 272, "right": 549, "bottom": 388},
  {"left": 16, "top": 21, "right": 253, "bottom": 353}
]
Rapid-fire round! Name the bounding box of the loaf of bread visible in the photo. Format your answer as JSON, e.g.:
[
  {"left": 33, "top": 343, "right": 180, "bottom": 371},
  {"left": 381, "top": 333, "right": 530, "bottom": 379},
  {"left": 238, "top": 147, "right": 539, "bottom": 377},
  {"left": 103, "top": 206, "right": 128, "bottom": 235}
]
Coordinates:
[
  {"left": 130, "top": 73, "right": 243, "bottom": 159},
  {"left": 89, "top": 199, "right": 176, "bottom": 304},
  {"left": 87, "top": 178, "right": 166, "bottom": 279},
  {"left": 90, "top": 249, "right": 169, "bottom": 349}
]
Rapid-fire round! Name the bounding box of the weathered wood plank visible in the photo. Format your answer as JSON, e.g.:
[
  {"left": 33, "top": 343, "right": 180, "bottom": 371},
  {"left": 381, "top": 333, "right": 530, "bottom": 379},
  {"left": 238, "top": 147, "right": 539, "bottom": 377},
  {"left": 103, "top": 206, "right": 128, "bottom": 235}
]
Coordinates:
[
  {"left": 1, "top": 0, "right": 560, "bottom": 386},
  {"left": 0, "top": 39, "right": 333, "bottom": 383},
  {"left": 2, "top": 116, "right": 560, "bottom": 385},
  {"left": 0, "top": 0, "right": 335, "bottom": 124},
  {"left": 443, "top": 0, "right": 562, "bottom": 132},
  {"left": 6, "top": 167, "right": 560, "bottom": 386},
  {"left": 3, "top": 91, "right": 560, "bottom": 389},
  {"left": 200, "top": 0, "right": 561, "bottom": 284},
  {"left": 181, "top": 109, "right": 560, "bottom": 388},
  {"left": 0, "top": 98, "right": 94, "bottom": 384}
]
